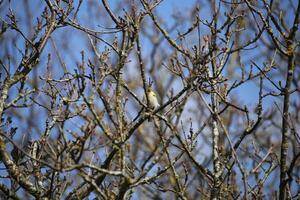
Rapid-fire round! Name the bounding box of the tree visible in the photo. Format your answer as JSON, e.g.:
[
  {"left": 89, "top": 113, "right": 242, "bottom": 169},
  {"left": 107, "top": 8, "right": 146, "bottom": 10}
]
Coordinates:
[{"left": 0, "top": 0, "right": 299, "bottom": 199}]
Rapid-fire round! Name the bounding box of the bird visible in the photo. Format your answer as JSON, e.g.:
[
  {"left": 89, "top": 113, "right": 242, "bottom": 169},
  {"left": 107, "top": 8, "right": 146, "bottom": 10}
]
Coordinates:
[{"left": 147, "top": 87, "right": 160, "bottom": 109}]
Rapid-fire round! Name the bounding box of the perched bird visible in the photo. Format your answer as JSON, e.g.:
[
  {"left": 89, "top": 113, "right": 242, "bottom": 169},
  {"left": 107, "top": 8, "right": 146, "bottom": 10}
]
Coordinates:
[{"left": 147, "top": 87, "right": 160, "bottom": 109}]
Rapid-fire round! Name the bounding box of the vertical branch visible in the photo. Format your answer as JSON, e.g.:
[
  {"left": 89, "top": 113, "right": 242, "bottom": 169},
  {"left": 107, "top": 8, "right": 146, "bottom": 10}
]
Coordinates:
[
  {"left": 279, "top": 1, "right": 299, "bottom": 198},
  {"left": 136, "top": 34, "right": 149, "bottom": 105},
  {"left": 279, "top": 42, "right": 296, "bottom": 199},
  {"left": 210, "top": 1, "right": 222, "bottom": 199},
  {"left": 115, "top": 31, "right": 127, "bottom": 141}
]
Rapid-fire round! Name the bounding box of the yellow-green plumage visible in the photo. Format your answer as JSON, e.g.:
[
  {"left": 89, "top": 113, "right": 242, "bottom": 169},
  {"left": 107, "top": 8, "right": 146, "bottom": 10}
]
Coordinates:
[{"left": 147, "top": 88, "right": 160, "bottom": 109}]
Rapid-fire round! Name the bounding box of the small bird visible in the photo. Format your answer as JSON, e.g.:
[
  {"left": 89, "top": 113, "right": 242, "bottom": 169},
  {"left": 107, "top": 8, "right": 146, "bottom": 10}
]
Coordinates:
[{"left": 147, "top": 87, "right": 160, "bottom": 109}]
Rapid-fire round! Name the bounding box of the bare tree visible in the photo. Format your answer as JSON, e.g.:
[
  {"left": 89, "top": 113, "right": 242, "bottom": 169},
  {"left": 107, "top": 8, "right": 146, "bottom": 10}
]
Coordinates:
[{"left": 0, "top": 0, "right": 299, "bottom": 199}]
